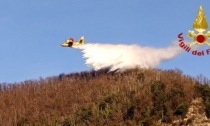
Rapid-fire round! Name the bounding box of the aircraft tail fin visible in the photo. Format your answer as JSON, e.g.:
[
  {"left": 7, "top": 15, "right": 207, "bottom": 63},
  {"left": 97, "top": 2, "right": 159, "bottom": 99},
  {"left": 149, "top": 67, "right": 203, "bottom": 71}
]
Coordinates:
[{"left": 79, "top": 36, "right": 84, "bottom": 44}]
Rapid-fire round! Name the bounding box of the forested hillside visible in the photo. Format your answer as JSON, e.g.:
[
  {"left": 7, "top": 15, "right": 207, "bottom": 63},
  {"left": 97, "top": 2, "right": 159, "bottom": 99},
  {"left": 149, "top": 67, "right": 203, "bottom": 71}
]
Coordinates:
[{"left": 0, "top": 68, "right": 209, "bottom": 126}]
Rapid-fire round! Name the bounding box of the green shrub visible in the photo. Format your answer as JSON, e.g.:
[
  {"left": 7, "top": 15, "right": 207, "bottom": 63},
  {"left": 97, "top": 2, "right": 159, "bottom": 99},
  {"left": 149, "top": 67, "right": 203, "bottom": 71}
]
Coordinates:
[{"left": 174, "top": 102, "right": 189, "bottom": 118}]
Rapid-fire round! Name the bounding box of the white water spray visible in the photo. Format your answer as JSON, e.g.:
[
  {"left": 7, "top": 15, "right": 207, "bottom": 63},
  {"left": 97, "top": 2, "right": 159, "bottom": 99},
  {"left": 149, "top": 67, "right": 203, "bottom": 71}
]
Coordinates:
[{"left": 75, "top": 41, "right": 182, "bottom": 71}]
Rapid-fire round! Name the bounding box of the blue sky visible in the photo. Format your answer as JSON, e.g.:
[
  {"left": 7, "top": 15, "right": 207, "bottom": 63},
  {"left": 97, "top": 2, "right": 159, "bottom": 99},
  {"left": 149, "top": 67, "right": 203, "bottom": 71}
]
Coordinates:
[{"left": 0, "top": 0, "right": 210, "bottom": 83}]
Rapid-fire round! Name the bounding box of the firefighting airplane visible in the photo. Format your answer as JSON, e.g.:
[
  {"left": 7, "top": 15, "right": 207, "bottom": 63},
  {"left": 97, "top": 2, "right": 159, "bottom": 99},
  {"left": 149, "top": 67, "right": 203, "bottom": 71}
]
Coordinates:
[{"left": 61, "top": 36, "right": 84, "bottom": 47}]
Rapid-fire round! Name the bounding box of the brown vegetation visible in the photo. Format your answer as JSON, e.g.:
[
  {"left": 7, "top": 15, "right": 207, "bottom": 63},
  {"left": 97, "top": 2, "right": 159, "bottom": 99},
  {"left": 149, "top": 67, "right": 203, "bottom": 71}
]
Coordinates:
[{"left": 0, "top": 68, "right": 209, "bottom": 126}]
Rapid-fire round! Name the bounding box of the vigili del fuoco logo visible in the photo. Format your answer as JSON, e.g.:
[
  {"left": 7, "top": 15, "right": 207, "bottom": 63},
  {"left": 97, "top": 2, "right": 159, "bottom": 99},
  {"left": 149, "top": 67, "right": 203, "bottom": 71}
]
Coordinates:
[{"left": 178, "top": 6, "right": 210, "bottom": 56}]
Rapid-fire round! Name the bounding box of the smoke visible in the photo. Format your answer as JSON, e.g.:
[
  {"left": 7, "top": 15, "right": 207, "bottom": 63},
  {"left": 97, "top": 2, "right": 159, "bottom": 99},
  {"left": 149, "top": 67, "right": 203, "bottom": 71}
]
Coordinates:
[{"left": 74, "top": 41, "right": 182, "bottom": 71}]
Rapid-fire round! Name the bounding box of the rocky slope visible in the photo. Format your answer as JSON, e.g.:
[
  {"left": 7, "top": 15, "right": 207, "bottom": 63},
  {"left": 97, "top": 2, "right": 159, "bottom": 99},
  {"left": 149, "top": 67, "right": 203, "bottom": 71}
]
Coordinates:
[{"left": 170, "top": 98, "right": 210, "bottom": 126}]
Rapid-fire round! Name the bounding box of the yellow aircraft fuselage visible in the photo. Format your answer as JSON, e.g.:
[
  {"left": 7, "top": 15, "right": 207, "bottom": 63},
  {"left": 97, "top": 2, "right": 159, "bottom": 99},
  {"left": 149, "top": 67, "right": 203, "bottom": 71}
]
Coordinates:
[{"left": 61, "top": 36, "right": 84, "bottom": 47}]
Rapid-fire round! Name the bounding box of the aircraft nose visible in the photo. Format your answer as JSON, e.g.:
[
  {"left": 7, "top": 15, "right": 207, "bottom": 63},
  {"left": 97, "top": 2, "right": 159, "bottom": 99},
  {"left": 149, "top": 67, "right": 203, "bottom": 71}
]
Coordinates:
[{"left": 61, "top": 42, "right": 69, "bottom": 47}]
